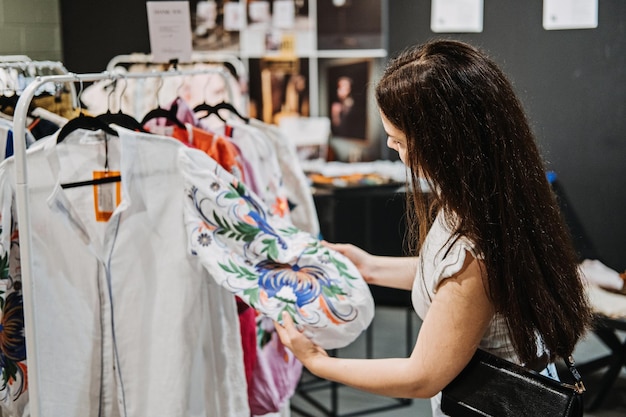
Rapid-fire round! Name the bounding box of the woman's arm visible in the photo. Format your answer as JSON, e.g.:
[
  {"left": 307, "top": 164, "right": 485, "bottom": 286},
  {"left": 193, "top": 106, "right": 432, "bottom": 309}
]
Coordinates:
[
  {"left": 275, "top": 252, "right": 495, "bottom": 399},
  {"left": 323, "top": 241, "right": 418, "bottom": 290}
]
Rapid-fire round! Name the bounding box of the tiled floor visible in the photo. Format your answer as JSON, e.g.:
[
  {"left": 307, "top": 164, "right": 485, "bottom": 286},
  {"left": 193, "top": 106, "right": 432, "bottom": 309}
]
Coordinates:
[{"left": 290, "top": 306, "right": 626, "bottom": 417}]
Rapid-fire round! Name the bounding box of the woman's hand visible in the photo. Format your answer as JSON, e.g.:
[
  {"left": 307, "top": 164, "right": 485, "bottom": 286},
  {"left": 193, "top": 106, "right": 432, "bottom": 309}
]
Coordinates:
[
  {"left": 322, "top": 241, "right": 376, "bottom": 283},
  {"left": 323, "top": 240, "right": 418, "bottom": 290},
  {"left": 274, "top": 312, "right": 328, "bottom": 369}
]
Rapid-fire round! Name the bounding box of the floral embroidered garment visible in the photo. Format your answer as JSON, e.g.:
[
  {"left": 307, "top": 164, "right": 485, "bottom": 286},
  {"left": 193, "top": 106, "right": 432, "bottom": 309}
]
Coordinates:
[{"left": 178, "top": 130, "right": 374, "bottom": 349}]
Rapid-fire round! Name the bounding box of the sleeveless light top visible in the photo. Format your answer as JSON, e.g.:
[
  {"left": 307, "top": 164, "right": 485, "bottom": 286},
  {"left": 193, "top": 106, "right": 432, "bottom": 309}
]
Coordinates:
[{"left": 411, "top": 211, "right": 516, "bottom": 416}]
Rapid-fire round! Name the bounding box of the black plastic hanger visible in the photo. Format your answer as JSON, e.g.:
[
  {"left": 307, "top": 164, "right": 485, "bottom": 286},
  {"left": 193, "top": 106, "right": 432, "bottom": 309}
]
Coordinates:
[
  {"left": 58, "top": 114, "right": 121, "bottom": 189},
  {"left": 61, "top": 174, "right": 121, "bottom": 189},
  {"left": 193, "top": 102, "right": 227, "bottom": 123},
  {"left": 93, "top": 75, "right": 147, "bottom": 132},
  {"left": 57, "top": 111, "right": 119, "bottom": 143},
  {"left": 194, "top": 100, "right": 249, "bottom": 124},
  {"left": 97, "top": 110, "right": 147, "bottom": 132},
  {"left": 0, "top": 94, "right": 19, "bottom": 113},
  {"left": 140, "top": 100, "right": 185, "bottom": 129}
]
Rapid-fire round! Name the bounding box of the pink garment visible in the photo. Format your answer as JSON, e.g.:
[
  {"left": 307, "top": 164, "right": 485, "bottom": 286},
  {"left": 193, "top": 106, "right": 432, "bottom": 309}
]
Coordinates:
[{"left": 249, "top": 317, "right": 303, "bottom": 415}]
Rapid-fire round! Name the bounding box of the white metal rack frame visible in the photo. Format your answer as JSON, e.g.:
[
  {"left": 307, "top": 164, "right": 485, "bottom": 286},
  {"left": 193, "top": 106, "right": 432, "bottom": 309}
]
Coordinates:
[{"left": 11, "top": 65, "right": 242, "bottom": 417}]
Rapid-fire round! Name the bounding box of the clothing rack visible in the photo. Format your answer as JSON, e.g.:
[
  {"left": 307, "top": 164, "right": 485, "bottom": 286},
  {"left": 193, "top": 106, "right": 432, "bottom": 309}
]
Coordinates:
[
  {"left": 0, "top": 57, "right": 77, "bottom": 107},
  {"left": 11, "top": 65, "right": 243, "bottom": 417}
]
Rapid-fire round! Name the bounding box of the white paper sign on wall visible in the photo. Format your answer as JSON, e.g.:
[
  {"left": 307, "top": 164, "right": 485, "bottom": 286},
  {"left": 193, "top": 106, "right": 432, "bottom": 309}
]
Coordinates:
[
  {"left": 543, "top": 0, "right": 598, "bottom": 30},
  {"left": 431, "top": 0, "right": 484, "bottom": 33},
  {"left": 146, "top": 1, "right": 193, "bottom": 63}
]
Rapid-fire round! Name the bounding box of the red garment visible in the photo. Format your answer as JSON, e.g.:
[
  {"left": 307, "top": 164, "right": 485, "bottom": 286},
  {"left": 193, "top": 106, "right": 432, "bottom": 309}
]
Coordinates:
[
  {"left": 237, "top": 298, "right": 258, "bottom": 399},
  {"left": 167, "top": 124, "right": 246, "bottom": 182}
]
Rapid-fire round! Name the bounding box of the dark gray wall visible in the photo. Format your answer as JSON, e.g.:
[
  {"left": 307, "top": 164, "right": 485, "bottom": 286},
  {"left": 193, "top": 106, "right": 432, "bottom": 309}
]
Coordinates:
[
  {"left": 59, "top": 0, "right": 626, "bottom": 270},
  {"left": 388, "top": 0, "right": 626, "bottom": 270}
]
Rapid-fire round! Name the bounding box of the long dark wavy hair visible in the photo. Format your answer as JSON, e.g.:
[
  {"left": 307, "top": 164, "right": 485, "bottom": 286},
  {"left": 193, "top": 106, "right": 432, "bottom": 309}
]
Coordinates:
[{"left": 375, "top": 39, "right": 592, "bottom": 363}]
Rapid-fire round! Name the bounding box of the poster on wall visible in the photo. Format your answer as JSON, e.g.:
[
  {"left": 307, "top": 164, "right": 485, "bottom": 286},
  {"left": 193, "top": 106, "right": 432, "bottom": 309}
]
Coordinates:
[
  {"left": 242, "top": 0, "right": 314, "bottom": 56},
  {"left": 190, "top": 0, "right": 242, "bottom": 51},
  {"left": 316, "top": 0, "right": 384, "bottom": 50},
  {"left": 189, "top": 1, "right": 314, "bottom": 55},
  {"left": 247, "top": 56, "right": 310, "bottom": 125}
]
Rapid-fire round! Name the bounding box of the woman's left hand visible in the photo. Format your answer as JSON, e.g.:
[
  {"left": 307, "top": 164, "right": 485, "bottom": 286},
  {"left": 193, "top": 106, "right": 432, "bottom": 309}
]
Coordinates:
[{"left": 274, "top": 311, "right": 328, "bottom": 368}]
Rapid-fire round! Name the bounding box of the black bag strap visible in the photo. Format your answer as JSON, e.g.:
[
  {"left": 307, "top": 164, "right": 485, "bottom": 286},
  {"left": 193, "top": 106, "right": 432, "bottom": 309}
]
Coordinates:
[{"left": 562, "top": 355, "right": 586, "bottom": 395}]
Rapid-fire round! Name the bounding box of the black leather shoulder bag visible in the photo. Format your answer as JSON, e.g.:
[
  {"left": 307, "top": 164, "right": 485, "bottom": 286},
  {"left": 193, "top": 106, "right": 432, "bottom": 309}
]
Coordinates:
[{"left": 441, "top": 348, "right": 585, "bottom": 417}]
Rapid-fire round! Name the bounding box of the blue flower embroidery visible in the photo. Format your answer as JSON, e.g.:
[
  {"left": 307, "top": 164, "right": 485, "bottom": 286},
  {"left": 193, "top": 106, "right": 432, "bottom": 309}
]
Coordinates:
[{"left": 256, "top": 260, "right": 357, "bottom": 323}]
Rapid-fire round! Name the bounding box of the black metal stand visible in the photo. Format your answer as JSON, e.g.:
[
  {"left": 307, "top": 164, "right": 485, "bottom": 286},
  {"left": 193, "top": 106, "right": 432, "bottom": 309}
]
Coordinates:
[{"left": 576, "top": 314, "right": 626, "bottom": 411}]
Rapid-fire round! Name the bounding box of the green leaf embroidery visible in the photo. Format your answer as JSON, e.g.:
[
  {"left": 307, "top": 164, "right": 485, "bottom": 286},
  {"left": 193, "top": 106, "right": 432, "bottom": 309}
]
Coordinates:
[
  {"left": 212, "top": 211, "right": 260, "bottom": 243},
  {"left": 328, "top": 251, "right": 358, "bottom": 282},
  {"left": 243, "top": 287, "right": 260, "bottom": 306},
  {"left": 219, "top": 259, "right": 257, "bottom": 281},
  {"left": 260, "top": 238, "right": 279, "bottom": 261},
  {"left": 0, "top": 253, "right": 9, "bottom": 280},
  {"left": 322, "top": 284, "right": 347, "bottom": 299}
]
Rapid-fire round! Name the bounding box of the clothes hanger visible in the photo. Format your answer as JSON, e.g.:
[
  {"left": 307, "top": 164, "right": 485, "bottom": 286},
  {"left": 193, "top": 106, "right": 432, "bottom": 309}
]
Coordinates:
[
  {"left": 193, "top": 101, "right": 227, "bottom": 123},
  {"left": 0, "top": 94, "right": 19, "bottom": 114},
  {"left": 208, "top": 101, "right": 249, "bottom": 124},
  {"left": 139, "top": 75, "right": 185, "bottom": 129},
  {"left": 192, "top": 73, "right": 249, "bottom": 124},
  {"left": 55, "top": 77, "right": 122, "bottom": 189},
  {"left": 96, "top": 75, "right": 147, "bottom": 132},
  {"left": 57, "top": 78, "right": 119, "bottom": 143}
]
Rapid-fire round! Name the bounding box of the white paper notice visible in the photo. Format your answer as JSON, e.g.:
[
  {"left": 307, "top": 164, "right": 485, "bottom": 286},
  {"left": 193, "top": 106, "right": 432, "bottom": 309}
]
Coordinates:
[
  {"left": 223, "top": 2, "right": 246, "bottom": 31},
  {"left": 146, "top": 1, "right": 193, "bottom": 63},
  {"left": 273, "top": 0, "right": 296, "bottom": 29},
  {"left": 543, "top": 0, "right": 598, "bottom": 30},
  {"left": 431, "top": 0, "right": 484, "bottom": 33}
]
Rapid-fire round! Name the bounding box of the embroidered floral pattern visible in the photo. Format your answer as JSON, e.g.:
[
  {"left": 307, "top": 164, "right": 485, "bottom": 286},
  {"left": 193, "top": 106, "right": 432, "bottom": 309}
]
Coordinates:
[
  {"left": 0, "top": 223, "right": 27, "bottom": 404},
  {"left": 185, "top": 174, "right": 374, "bottom": 348}
]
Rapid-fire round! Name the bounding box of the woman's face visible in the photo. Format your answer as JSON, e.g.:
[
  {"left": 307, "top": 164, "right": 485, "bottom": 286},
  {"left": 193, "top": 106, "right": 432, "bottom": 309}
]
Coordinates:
[{"left": 381, "top": 111, "right": 408, "bottom": 164}]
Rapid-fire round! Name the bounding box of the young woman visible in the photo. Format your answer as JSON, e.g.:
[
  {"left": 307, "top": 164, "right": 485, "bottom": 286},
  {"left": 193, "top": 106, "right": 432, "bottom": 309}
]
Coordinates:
[{"left": 274, "top": 39, "right": 592, "bottom": 416}]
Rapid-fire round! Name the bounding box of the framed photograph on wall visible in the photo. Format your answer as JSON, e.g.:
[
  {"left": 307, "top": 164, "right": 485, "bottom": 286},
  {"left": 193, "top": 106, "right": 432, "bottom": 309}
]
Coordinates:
[
  {"left": 326, "top": 59, "right": 370, "bottom": 140},
  {"left": 318, "top": 57, "right": 385, "bottom": 161}
]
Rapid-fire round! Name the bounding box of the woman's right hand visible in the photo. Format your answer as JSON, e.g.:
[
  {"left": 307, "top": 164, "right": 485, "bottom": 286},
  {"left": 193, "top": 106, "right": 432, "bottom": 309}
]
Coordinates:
[
  {"left": 322, "top": 241, "right": 419, "bottom": 291},
  {"left": 322, "top": 241, "right": 376, "bottom": 284}
]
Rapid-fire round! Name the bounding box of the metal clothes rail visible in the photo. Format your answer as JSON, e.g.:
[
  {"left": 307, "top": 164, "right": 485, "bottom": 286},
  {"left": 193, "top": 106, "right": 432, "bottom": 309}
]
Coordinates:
[{"left": 11, "top": 65, "right": 241, "bottom": 417}]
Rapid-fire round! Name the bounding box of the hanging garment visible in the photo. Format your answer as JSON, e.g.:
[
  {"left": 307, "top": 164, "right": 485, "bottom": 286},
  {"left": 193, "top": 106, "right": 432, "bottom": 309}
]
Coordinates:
[
  {"left": 242, "top": 118, "right": 320, "bottom": 236},
  {"left": 0, "top": 120, "right": 36, "bottom": 161},
  {"left": 0, "top": 132, "right": 249, "bottom": 417},
  {"left": 207, "top": 120, "right": 292, "bottom": 224},
  {"left": 249, "top": 315, "right": 303, "bottom": 416},
  {"left": 154, "top": 122, "right": 374, "bottom": 347},
  {"left": 143, "top": 98, "right": 248, "bottom": 184},
  {"left": 0, "top": 187, "right": 28, "bottom": 416}
]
